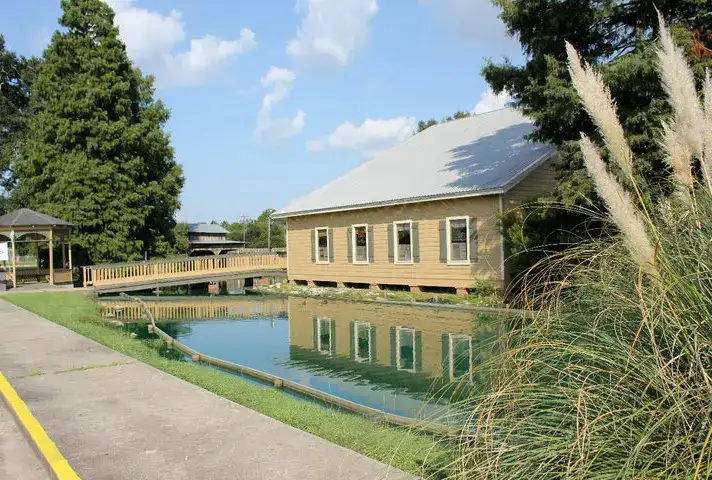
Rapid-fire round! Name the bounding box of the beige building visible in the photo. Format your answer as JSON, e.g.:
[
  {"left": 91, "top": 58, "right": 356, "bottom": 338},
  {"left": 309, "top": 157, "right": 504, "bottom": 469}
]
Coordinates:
[{"left": 273, "top": 108, "right": 557, "bottom": 294}]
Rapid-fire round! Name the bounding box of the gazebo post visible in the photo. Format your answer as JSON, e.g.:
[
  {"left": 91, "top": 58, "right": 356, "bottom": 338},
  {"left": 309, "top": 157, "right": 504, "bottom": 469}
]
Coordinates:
[
  {"left": 10, "top": 231, "right": 16, "bottom": 289},
  {"left": 68, "top": 239, "right": 73, "bottom": 271},
  {"left": 61, "top": 237, "right": 66, "bottom": 269},
  {"left": 48, "top": 229, "right": 54, "bottom": 286}
]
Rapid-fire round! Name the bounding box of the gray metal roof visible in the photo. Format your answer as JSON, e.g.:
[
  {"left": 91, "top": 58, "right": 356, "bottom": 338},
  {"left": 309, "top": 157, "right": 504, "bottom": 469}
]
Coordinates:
[
  {"left": 274, "top": 108, "right": 555, "bottom": 218},
  {"left": 0, "top": 208, "right": 73, "bottom": 227},
  {"left": 189, "top": 223, "right": 229, "bottom": 234}
]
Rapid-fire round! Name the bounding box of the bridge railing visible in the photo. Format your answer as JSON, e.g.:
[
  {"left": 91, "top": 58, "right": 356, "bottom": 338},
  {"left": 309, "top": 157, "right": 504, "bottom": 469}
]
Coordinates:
[{"left": 82, "top": 254, "right": 287, "bottom": 288}]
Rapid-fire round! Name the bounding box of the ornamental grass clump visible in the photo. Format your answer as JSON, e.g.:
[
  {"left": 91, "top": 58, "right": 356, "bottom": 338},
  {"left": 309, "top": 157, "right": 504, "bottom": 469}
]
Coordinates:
[{"left": 442, "top": 15, "right": 712, "bottom": 479}]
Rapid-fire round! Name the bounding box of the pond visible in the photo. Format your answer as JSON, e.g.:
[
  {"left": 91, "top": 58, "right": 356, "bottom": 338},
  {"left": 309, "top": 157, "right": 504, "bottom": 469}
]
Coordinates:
[{"left": 100, "top": 296, "right": 507, "bottom": 421}]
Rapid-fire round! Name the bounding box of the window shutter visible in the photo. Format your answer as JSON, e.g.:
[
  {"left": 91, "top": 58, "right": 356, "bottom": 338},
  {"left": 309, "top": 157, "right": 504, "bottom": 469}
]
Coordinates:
[
  {"left": 387, "top": 223, "right": 394, "bottom": 263},
  {"left": 412, "top": 222, "right": 420, "bottom": 263},
  {"left": 347, "top": 227, "right": 353, "bottom": 264},
  {"left": 313, "top": 317, "right": 319, "bottom": 350},
  {"left": 439, "top": 220, "right": 447, "bottom": 263},
  {"left": 469, "top": 217, "right": 478, "bottom": 263},
  {"left": 367, "top": 226, "right": 374, "bottom": 263},
  {"left": 349, "top": 321, "right": 355, "bottom": 359},
  {"left": 328, "top": 228, "right": 334, "bottom": 263},
  {"left": 369, "top": 325, "right": 377, "bottom": 363},
  {"left": 415, "top": 331, "right": 423, "bottom": 372},
  {"left": 390, "top": 326, "right": 397, "bottom": 366},
  {"left": 330, "top": 319, "right": 336, "bottom": 354},
  {"left": 441, "top": 333, "right": 450, "bottom": 379},
  {"left": 311, "top": 230, "right": 316, "bottom": 263}
]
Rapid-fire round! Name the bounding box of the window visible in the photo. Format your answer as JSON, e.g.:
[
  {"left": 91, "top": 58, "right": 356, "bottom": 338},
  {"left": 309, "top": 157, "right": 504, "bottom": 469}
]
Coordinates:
[
  {"left": 317, "top": 317, "right": 333, "bottom": 355},
  {"left": 352, "top": 225, "right": 368, "bottom": 264},
  {"left": 396, "top": 326, "right": 416, "bottom": 372},
  {"left": 354, "top": 322, "right": 371, "bottom": 362},
  {"left": 449, "top": 333, "right": 473, "bottom": 381},
  {"left": 315, "top": 227, "right": 329, "bottom": 263},
  {"left": 447, "top": 217, "right": 470, "bottom": 264},
  {"left": 394, "top": 221, "right": 412, "bottom": 263}
]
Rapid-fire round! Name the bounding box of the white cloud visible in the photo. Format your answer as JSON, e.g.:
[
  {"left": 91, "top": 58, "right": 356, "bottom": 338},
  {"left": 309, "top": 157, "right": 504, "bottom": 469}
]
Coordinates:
[
  {"left": 309, "top": 117, "right": 416, "bottom": 153},
  {"left": 255, "top": 67, "right": 306, "bottom": 143},
  {"left": 421, "top": 0, "right": 520, "bottom": 56},
  {"left": 473, "top": 87, "right": 511, "bottom": 114},
  {"left": 106, "top": 0, "right": 256, "bottom": 86},
  {"left": 287, "top": 0, "right": 379, "bottom": 67}
]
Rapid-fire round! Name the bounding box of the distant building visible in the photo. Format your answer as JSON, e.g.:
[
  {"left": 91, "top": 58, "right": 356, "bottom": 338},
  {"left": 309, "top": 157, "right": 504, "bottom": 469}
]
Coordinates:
[
  {"left": 273, "top": 108, "right": 558, "bottom": 294},
  {"left": 188, "top": 223, "right": 245, "bottom": 256}
]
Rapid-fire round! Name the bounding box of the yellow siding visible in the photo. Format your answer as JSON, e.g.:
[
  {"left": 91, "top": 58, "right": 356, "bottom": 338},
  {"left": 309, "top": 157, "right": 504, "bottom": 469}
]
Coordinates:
[
  {"left": 503, "top": 158, "right": 558, "bottom": 208},
  {"left": 286, "top": 195, "right": 503, "bottom": 289}
]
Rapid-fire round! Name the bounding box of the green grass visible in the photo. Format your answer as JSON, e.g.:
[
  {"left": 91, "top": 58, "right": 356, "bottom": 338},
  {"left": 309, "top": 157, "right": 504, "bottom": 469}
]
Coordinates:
[
  {"left": 255, "top": 281, "right": 502, "bottom": 308},
  {"left": 2, "top": 292, "right": 451, "bottom": 477}
]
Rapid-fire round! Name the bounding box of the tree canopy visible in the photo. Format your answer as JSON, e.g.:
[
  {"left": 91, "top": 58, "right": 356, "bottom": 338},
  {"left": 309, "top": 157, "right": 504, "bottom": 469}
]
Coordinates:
[
  {"left": 220, "top": 209, "right": 286, "bottom": 249},
  {"left": 0, "top": 36, "right": 37, "bottom": 209},
  {"left": 416, "top": 110, "right": 471, "bottom": 133},
  {"left": 484, "top": 0, "right": 712, "bottom": 284},
  {"left": 14, "top": 0, "right": 184, "bottom": 263}
]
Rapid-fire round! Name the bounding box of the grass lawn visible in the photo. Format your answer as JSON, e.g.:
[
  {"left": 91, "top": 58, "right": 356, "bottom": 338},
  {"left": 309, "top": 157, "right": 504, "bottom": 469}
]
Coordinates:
[
  {"left": 255, "top": 282, "right": 502, "bottom": 308},
  {"left": 2, "top": 291, "right": 452, "bottom": 477}
]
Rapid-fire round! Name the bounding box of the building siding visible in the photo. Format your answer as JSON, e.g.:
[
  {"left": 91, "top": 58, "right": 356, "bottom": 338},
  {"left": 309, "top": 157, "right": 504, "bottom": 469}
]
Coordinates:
[
  {"left": 286, "top": 195, "right": 504, "bottom": 290},
  {"left": 503, "top": 158, "right": 558, "bottom": 208}
]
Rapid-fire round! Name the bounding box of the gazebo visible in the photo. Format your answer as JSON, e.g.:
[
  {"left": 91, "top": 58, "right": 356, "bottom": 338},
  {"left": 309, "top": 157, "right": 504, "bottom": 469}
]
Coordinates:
[{"left": 0, "top": 208, "right": 74, "bottom": 288}]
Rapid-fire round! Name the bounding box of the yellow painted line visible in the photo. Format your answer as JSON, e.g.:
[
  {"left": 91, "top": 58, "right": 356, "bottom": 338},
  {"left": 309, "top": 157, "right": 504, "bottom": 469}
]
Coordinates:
[{"left": 0, "top": 371, "right": 81, "bottom": 480}]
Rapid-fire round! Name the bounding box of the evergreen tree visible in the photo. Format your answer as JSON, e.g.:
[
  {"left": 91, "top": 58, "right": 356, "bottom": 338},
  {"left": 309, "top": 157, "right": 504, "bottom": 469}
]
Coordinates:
[
  {"left": 15, "top": 0, "right": 184, "bottom": 263},
  {"left": 0, "top": 37, "right": 37, "bottom": 209}
]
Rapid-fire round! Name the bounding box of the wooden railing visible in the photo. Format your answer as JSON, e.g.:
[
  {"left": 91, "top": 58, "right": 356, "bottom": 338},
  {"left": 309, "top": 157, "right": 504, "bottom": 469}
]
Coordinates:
[{"left": 82, "top": 254, "right": 287, "bottom": 288}]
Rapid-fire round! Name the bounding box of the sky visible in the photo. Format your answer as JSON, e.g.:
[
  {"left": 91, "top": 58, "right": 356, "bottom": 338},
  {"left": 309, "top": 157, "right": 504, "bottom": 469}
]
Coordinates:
[{"left": 1, "top": 0, "right": 524, "bottom": 223}]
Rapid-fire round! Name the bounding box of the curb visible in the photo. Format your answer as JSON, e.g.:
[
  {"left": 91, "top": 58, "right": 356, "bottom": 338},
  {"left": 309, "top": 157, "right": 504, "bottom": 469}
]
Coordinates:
[{"left": 0, "top": 372, "right": 81, "bottom": 480}]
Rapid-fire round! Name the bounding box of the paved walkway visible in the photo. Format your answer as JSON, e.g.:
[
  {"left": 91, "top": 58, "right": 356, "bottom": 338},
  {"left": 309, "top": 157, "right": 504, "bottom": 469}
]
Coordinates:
[
  {"left": 0, "top": 300, "right": 412, "bottom": 480},
  {"left": 0, "top": 401, "right": 47, "bottom": 479}
]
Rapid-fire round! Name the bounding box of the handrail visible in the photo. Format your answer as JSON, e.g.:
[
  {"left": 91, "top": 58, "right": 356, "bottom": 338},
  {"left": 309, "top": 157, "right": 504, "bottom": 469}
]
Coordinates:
[
  {"left": 117, "top": 293, "right": 457, "bottom": 437},
  {"left": 83, "top": 253, "right": 287, "bottom": 288}
]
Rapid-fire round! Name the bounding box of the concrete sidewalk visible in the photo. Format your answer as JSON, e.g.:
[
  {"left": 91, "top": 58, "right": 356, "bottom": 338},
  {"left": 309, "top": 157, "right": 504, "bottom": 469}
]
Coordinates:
[
  {"left": 0, "top": 401, "right": 47, "bottom": 479},
  {"left": 0, "top": 300, "right": 413, "bottom": 480}
]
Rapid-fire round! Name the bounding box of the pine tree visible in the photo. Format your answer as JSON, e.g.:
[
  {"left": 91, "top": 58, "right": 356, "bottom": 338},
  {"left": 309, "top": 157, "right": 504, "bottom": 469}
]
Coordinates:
[{"left": 15, "top": 0, "right": 184, "bottom": 263}]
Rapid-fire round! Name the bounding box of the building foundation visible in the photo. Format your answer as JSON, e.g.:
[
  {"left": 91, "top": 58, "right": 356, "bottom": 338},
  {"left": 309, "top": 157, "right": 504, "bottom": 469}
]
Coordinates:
[
  {"left": 456, "top": 288, "right": 469, "bottom": 296},
  {"left": 369, "top": 283, "right": 381, "bottom": 291},
  {"left": 409, "top": 285, "right": 422, "bottom": 293}
]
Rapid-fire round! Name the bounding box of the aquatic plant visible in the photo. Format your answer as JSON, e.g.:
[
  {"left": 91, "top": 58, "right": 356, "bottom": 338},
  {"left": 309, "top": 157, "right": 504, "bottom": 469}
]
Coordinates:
[{"left": 441, "top": 14, "right": 712, "bottom": 479}]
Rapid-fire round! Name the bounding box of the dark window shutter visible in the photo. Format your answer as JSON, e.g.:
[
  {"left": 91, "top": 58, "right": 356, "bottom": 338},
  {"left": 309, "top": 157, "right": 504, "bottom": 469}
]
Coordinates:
[
  {"left": 387, "top": 223, "right": 394, "bottom": 263},
  {"left": 390, "top": 326, "right": 397, "bottom": 366},
  {"left": 412, "top": 222, "right": 420, "bottom": 263},
  {"left": 441, "top": 333, "right": 450, "bottom": 379},
  {"left": 347, "top": 227, "right": 353, "bottom": 264},
  {"left": 313, "top": 317, "right": 319, "bottom": 350},
  {"left": 311, "top": 230, "right": 316, "bottom": 263},
  {"left": 369, "top": 325, "right": 377, "bottom": 363},
  {"left": 349, "top": 321, "right": 355, "bottom": 359},
  {"left": 469, "top": 217, "right": 478, "bottom": 263},
  {"left": 415, "top": 331, "right": 422, "bottom": 372},
  {"left": 439, "top": 220, "right": 447, "bottom": 263},
  {"left": 328, "top": 228, "right": 334, "bottom": 263},
  {"left": 367, "top": 226, "right": 374, "bottom": 263}
]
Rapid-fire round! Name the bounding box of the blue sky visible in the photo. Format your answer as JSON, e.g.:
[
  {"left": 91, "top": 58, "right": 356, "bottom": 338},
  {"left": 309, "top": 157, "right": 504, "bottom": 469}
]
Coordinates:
[{"left": 1, "top": 0, "right": 523, "bottom": 222}]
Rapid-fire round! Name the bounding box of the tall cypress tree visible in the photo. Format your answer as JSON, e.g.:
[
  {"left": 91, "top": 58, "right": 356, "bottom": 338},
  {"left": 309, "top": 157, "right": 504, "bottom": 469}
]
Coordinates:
[{"left": 16, "top": 0, "right": 184, "bottom": 263}]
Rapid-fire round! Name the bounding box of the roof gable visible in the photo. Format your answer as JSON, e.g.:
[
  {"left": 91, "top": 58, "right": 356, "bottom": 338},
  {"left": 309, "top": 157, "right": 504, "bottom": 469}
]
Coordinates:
[
  {"left": 189, "top": 223, "right": 229, "bottom": 234},
  {"left": 275, "top": 108, "right": 554, "bottom": 218}
]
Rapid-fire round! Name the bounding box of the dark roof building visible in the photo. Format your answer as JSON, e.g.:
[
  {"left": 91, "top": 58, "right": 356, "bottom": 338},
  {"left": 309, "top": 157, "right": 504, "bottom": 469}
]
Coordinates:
[{"left": 188, "top": 223, "right": 245, "bottom": 256}]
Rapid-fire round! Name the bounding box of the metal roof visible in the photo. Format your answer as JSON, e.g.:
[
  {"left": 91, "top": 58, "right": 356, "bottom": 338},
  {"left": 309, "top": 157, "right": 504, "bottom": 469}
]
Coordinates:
[
  {"left": 188, "top": 223, "right": 229, "bottom": 234},
  {"left": 274, "top": 108, "right": 555, "bottom": 218},
  {"left": 0, "top": 208, "right": 73, "bottom": 227}
]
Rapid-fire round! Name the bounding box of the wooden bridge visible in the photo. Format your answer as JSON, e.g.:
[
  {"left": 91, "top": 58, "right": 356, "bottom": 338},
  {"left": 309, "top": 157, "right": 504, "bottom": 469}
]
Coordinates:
[
  {"left": 82, "top": 253, "right": 287, "bottom": 293},
  {"left": 99, "top": 297, "right": 288, "bottom": 322}
]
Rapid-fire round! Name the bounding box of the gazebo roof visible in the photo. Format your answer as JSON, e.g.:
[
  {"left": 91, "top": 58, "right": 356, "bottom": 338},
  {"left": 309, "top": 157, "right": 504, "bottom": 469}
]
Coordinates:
[{"left": 0, "top": 208, "right": 73, "bottom": 228}]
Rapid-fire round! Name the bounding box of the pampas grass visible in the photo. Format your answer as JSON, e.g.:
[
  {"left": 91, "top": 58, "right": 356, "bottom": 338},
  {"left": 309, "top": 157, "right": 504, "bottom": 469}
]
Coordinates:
[{"left": 439, "top": 15, "right": 712, "bottom": 480}]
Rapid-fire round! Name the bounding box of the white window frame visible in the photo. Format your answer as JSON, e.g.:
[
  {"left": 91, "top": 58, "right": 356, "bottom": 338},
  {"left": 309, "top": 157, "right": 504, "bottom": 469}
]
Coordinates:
[
  {"left": 317, "top": 317, "right": 333, "bottom": 356},
  {"left": 395, "top": 326, "right": 417, "bottom": 373},
  {"left": 351, "top": 224, "right": 369, "bottom": 265},
  {"left": 314, "top": 227, "right": 330, "bottom": 264},
  {"left": 353, "top": 321, "right": 372, "bottom": 363},
  {"left": 393, "top": 220, "right": 413, "bottom": 265},
  {"left": 448, "top": 333, "right": 473, "bottom": 382},
  {"left": 446, "top": 216, "right": 470, "bottom": 265}
]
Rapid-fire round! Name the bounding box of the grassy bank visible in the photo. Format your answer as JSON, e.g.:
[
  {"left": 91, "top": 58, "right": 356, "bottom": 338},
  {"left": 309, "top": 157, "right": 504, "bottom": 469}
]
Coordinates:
[
  {"left": 3, "top": 292, "right": 451, "bottom": 477},
  {"left": 254, "top": 282, "right": 501, "bottom": 308}
]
